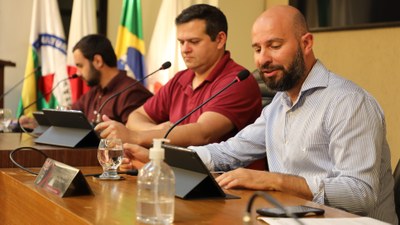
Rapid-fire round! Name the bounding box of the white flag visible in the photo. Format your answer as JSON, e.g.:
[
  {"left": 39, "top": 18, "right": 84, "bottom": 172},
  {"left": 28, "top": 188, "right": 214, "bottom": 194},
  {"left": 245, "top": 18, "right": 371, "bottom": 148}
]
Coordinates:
[
  {"left": 146, "top": 0, "right": 218, "bottom": 93},
  {"left": 66, "top": 0, "right": 97, "bottom": 103},
  {"left": 19, "top": 0, "right": 70, "bottom": 116}
]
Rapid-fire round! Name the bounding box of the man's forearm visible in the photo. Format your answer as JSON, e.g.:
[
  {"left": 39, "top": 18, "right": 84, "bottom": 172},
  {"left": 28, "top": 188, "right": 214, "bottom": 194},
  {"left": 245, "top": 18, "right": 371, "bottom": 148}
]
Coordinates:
[
  {"left": 271, "top": 173, "right": 313, "bottom": 200},
  {"left": 132, "top": 124, "right": 208, "bottom": 148},
  {"left": 132, "top": 123, "right": 222, "bottom": 148},
  {"left": 126, "top": 108, "right": 158, "bottom": 131}
]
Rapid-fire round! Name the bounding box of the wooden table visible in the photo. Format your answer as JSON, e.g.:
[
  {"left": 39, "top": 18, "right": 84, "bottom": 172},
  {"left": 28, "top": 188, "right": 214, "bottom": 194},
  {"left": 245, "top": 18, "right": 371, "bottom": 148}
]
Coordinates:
[
  {"left": 0, "top": 133, "right": 98, "bottom": 168},
  {"left": 0, "top": 167, "right": 356, "bottom": 225}
]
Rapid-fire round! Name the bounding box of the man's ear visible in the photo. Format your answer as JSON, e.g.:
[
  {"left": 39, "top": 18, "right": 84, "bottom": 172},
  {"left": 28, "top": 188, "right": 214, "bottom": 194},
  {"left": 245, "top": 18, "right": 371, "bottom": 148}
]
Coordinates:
[
  {"left": 92, "top": 54, "right": 104, "bottom": 69},
  {"left": 215, "top": 31, "right": 227, "bottom": 50},
  {"left": 301, "top": 33, "right": 313, "bottom": 55}
]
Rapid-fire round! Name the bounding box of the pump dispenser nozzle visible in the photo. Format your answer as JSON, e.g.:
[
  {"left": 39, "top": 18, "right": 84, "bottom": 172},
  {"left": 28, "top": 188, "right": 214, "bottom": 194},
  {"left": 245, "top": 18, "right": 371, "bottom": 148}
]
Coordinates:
[{"left": 149, "top": 138, "right": 170, "bottom": 160}]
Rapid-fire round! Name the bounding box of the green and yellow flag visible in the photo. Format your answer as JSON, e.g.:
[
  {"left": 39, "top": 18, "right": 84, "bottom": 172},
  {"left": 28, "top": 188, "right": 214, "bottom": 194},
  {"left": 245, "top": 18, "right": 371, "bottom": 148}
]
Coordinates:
[{"left": 115, "top": 0, "right": 146, "bottom": 83}]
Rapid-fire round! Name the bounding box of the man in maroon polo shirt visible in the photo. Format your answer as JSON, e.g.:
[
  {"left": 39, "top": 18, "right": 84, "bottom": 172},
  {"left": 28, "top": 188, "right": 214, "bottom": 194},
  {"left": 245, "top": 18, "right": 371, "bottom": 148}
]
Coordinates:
[
  {"left": 19, "top": 34, "right": 152, "bottom": 128},
  {"left": 95, "top": 4, "right": 262, "bottom": 152},
  {"left": 71, "top": 34, "right": 152, "bottom": 124}
]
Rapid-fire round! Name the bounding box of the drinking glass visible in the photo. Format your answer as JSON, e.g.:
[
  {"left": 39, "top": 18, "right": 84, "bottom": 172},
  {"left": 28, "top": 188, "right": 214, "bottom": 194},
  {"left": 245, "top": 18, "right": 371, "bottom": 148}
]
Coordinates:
[
  {"left": 97, "top": 138, "right": 124, "bottom": 179},
  {"left": 56, "top": 105, "right": 71, "bottom": 111},
  {"left": 0, "top": 108, "right": 13, "bottom": 132}
]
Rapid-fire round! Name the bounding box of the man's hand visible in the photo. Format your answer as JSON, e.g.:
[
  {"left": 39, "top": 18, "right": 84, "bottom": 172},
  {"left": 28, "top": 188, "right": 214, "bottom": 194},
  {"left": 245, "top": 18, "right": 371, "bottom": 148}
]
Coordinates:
[
  {"left": 216, "top": 168, "right": 277, "bottom": 190},
  {"left": 19, "top": 115, "right": 38, "bottom": 130},
  {"left": 215, "top": 168, "right": 313, "bottom": 200},
  {"left": 120, "top": 143, "right": 149, "bottom": 171},
  {"left": 94, "top": 114, "right": 134, "bottom": 143}
]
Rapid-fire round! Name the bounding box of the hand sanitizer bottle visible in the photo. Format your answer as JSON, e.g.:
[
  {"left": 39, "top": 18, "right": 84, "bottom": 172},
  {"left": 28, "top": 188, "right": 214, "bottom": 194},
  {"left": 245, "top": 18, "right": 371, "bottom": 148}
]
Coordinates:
[{"left": 136, "top": 139, "right": 175, "bottom": 224}]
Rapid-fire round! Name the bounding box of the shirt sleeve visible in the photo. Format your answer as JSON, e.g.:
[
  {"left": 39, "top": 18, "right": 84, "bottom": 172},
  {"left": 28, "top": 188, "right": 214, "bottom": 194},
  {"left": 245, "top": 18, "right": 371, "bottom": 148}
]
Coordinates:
[
  {"left": 143, "top": 78, "right": 175, "bottom": 124},
  {"left": 203, "top": 74, "right": 262, "bottom": 131},
  {"left": 192, "top": 111, "right": 267, "bottom": 171},
  {"left": 305, "top": 91, "right": 385, "bottom": 215}
]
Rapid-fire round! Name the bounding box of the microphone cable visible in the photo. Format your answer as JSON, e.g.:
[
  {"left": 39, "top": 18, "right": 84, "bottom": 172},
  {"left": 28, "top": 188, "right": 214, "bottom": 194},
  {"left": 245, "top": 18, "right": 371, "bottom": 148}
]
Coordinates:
[
  {"left": 18, "top": 119, "right": 40, "bottom": 138},
  {"left": 9, "top": 147, "right": 48, "bottom": 175},
  {"left": 8, "top": 146, "right": 139, "bottom": 177},
  {"left": 243, "top": 191, "right": 305, "bottom": 225}
]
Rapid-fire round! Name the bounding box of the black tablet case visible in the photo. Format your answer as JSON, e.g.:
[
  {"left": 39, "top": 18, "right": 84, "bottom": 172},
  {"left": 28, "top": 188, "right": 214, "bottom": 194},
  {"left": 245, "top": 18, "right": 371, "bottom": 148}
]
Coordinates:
[
  {"left": 163, "top": 144, "right": 239, "bottom": 199},
  {"left": 35, "top": 109, "right": 99, "bottom": 148}
]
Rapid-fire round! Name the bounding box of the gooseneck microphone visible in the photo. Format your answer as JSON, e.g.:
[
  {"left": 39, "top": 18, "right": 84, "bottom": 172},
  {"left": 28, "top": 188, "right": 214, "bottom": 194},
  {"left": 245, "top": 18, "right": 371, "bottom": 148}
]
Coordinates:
[
  {"left": 94, "top": 61, "right": 171, "bottom": 124},
  {"left": 20, "top": 74, "right": 79, "bottom": 114},
  {"left": 163, "top": 69, "right": 250, "bottom": 139},
  {"left": 0, "top": 66, "right": 41, "bottom": 101}
]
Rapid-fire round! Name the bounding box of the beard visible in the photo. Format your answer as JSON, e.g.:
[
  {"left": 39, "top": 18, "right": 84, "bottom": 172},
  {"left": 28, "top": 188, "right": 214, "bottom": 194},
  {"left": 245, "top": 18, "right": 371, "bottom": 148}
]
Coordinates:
[
  {"left": 259, "top": 47, "right": 306, "bottom": 92},
  {"left": 86, "top": 63, "right": 101, "bottom": 87}
]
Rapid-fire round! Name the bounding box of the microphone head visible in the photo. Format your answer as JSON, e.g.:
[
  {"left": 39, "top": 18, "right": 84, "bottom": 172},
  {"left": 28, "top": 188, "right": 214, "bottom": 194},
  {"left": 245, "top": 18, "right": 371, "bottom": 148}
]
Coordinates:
[
  {"left": 237, "top": 69, "right": 250, "bottom": 81},
  {"left": 161, "top": 61, "right": 171, "bottom": 70}
]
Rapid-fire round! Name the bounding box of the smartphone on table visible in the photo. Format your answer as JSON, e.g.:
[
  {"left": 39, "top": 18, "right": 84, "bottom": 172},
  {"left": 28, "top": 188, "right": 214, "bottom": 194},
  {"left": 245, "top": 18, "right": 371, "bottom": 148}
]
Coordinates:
[{"left": 256, "top": 205, "right": 325, "bottom": 217}]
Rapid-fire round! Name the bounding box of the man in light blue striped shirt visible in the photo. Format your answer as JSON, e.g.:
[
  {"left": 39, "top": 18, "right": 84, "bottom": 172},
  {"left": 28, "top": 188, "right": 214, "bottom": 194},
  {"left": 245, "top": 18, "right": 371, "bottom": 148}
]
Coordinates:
[{"left": 193, "top": 5, "right": 398, "bottom": 224}]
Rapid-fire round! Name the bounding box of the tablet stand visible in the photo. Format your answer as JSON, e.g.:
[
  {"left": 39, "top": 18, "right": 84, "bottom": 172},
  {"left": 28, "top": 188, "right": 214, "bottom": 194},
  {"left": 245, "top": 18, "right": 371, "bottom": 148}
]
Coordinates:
[
  {"left": 35, "top": 109, "right": 99, "bottom": 147},
  {"left": 163, "top": 144, "right": 239, "bottom": 199}
]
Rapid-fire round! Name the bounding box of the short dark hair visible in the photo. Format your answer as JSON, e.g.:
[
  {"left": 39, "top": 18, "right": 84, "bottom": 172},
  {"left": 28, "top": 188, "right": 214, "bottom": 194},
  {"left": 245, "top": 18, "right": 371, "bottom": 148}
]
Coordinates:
[
  {"left": 175, "top": 4, "right": 228, "bottom": 41},
  {"left": 73, "top": 34, "right": 117, "bottom": 67}
]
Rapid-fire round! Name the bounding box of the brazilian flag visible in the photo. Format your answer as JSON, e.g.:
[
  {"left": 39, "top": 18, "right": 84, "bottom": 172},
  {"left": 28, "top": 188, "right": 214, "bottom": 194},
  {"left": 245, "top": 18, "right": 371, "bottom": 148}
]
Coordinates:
[{"left": 115, "top": 0, "right": 146, "bottom": 83}]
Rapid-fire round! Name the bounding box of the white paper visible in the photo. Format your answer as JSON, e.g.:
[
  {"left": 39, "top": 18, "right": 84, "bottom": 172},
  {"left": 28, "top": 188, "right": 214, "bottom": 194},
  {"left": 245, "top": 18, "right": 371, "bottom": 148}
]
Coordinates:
[{"left": 258, "top": 217, "right": 391, "bottom": 225}]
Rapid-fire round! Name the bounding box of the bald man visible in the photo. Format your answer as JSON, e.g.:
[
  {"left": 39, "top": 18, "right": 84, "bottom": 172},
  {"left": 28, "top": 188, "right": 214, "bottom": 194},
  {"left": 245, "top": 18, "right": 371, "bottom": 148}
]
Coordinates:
[
  {"left": 191, "top": 5, "right": 397, "bottom": 224},
  {"left": 121, "top": 5, "right": 397, "bottom": 224}
]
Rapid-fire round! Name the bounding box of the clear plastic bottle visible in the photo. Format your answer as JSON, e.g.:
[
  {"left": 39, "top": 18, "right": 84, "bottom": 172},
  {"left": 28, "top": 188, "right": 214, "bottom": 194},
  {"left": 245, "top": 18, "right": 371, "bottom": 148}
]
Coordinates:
[{"left": 136, "top": 139, "right": 175, "bottom": 224}]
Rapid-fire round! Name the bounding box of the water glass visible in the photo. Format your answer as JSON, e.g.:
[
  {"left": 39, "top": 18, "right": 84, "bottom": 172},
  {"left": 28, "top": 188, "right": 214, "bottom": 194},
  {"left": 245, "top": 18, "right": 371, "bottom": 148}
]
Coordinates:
[
  {"left": 97, "top": 138, "right": 124, "bottom": 179},
  {"left": 0, "top": 108, "right": 12, "bottom": 132}
]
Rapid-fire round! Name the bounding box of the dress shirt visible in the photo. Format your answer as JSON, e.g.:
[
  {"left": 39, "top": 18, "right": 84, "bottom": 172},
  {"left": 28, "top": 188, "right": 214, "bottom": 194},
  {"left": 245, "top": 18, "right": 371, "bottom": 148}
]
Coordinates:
[{"left": 193, "top": 60, "right": 398, "bottom": 224}]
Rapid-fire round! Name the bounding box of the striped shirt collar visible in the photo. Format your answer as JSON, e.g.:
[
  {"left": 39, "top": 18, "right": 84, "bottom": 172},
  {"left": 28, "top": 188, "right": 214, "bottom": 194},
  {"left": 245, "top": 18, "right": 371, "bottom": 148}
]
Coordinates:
[
  {"left": 281, "top": 60, "right": 330, "bottom": 107},
  {"left": 300, "top": 60, "right": 330, "bottom": 93}
]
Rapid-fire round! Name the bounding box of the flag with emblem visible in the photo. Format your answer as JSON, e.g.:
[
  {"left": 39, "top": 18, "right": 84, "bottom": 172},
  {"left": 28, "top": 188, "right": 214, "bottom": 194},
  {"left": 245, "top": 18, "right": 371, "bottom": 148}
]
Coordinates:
[{"left": 18, "top": 0, "right": 71, "bottom": 117}]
